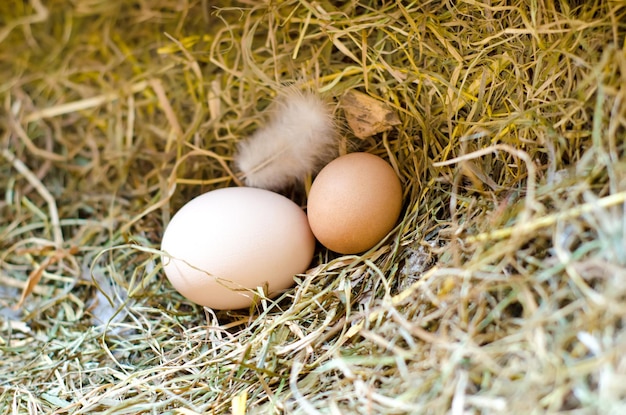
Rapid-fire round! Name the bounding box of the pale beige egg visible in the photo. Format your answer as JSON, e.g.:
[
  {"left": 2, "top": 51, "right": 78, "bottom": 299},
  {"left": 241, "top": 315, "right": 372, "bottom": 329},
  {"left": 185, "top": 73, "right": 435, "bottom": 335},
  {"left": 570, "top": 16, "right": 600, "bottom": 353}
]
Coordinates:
[{"left": 161, "top": 187, "right": 315, "bottom": 310}]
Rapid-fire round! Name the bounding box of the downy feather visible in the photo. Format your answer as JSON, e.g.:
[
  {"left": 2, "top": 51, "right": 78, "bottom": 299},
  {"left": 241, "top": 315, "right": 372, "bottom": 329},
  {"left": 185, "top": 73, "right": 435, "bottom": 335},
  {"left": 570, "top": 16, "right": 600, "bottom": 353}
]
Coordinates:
[{"left": 235, "top": 89, "right": 337, "bottom": 190}]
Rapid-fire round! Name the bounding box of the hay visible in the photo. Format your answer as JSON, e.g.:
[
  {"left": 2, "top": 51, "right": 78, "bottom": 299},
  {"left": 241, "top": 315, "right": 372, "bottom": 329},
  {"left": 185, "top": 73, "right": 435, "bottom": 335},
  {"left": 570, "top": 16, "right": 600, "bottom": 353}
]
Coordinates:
[{"left": 1, "top": 0, "right": 625, "bottom": 413}]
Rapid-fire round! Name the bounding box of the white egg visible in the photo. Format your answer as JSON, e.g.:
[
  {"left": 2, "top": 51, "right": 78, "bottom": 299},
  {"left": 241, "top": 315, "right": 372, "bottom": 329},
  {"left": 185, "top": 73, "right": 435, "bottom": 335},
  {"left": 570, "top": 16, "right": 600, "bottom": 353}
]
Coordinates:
[{"left": 161, "top": 187, "right": 315, "bottom": 310}]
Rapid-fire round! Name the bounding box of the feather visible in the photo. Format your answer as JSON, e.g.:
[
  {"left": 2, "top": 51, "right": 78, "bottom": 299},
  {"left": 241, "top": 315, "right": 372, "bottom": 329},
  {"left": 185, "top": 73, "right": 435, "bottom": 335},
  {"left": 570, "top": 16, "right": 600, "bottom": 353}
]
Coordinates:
[
  {"left": 88, "top": 265, "right": 131, "bottom": 333},
  {"left": 234, "top": 89, "right": 338, "bottom": 190}
]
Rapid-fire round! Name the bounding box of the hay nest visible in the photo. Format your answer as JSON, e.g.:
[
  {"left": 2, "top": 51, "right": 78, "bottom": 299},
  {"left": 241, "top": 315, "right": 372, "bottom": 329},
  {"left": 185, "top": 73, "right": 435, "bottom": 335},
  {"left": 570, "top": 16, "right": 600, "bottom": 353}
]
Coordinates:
[{"left": 1, "top": 1, "right": 625, "bottom": 414}]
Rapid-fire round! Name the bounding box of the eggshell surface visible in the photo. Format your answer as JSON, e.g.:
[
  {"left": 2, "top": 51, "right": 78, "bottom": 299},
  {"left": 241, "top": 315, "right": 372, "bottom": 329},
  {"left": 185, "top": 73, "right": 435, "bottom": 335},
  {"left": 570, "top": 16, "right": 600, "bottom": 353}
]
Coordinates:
[
  {"left": 307, "top": 152, "right": 403, "bottom": 254},
  {"left": 161, "top": 187, "right": 315, "bottom": 310}
]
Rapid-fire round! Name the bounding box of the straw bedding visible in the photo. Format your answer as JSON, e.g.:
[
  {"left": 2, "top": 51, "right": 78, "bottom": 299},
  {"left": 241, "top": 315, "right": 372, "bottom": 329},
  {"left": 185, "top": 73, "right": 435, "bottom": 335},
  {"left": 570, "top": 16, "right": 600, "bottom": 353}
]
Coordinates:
[{"left": 1, "top": 1, "right": 625, "bottom": 414}]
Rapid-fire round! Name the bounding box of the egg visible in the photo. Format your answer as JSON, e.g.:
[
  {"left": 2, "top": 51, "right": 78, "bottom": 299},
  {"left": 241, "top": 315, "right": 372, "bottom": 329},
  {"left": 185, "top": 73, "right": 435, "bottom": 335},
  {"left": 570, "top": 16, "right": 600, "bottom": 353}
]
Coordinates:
[
  {"left": 160, "top": 187, "right": 315, "bottom": 310},
  {"left": 306, "top": 152, "right": 403, "bottom": 254}
]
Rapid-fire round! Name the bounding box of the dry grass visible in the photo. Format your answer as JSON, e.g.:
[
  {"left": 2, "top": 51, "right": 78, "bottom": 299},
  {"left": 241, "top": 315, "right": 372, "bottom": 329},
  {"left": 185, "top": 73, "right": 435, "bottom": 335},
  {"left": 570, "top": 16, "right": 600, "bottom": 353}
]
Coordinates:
[{"left": 1, "top": 0, "right": 626, "bottom": 414}]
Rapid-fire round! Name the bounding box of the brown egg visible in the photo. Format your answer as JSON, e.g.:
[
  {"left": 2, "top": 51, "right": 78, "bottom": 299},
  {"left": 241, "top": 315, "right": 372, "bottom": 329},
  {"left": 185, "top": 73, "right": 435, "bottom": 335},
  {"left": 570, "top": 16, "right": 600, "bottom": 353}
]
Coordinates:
[{"left": 307, "top": 152, "right": 403, "bottom": 254}]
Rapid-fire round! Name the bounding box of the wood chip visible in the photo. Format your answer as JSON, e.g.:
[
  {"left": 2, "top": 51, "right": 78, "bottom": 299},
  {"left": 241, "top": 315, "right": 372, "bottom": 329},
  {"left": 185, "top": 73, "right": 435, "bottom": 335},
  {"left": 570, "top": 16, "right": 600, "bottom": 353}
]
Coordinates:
[{"left": 340, "top": 90, "right": 401, "bottom": 139}]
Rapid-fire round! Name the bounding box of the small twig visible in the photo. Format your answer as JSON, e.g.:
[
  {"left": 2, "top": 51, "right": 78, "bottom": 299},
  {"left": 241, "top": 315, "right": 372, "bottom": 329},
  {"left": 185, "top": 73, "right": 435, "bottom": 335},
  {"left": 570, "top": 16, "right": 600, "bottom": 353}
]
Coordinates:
[
  {"left": 465, "top": 191, "right": 626, "bottom": 244},
  {"left": 433, "top": 143, "right": 539, "bottom": 224},
  {"left": 149, "top": 79, "right": 184, "bottom": 149},
  {"left": 0, "top": 0, "right": 48, "bottom": 44},
  {"left": 22, "top": 80, "right": 149, "bottom": 123},
  {"left": 2, "top": 148, "right": 64, "bottom": 248},
  {"left": 13, "top": 246, "right": 79, "bottom": 309}
]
